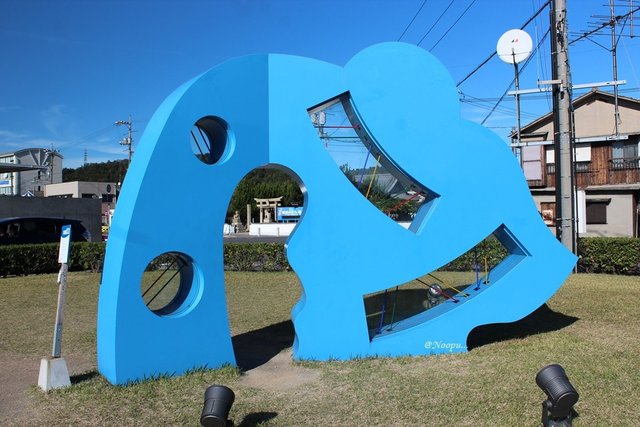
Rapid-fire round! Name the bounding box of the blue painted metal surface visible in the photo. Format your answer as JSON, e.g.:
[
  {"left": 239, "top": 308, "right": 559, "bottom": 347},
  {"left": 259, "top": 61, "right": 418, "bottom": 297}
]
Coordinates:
[{"left": 97, "top": 43, "right": 576, "bottom": 384}]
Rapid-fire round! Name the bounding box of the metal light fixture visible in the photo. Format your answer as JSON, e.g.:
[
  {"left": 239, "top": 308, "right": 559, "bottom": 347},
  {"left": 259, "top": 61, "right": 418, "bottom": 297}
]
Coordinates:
[
  {"left": 535, "top": 364, "right": 579, "bottom": 427},
  {"left": 200, "top": 385, "right": 235, "bottom": 427},
  {"left": 427, "top": 283, "right": 442, "bottom": 307}
]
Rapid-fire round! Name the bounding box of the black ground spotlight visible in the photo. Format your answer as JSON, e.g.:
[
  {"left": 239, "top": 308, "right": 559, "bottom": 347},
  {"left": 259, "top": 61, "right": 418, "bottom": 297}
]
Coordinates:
[
  {"left": 200, "top": 385, "right": 235, "bottom": 427},
  {"left": 535, "top": 364, "right": 579, "bottom": 427}
]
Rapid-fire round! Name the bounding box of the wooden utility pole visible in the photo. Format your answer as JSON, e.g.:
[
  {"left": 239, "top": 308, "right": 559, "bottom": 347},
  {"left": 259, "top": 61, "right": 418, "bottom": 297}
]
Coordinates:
[
  {"left": 116, "top": 116, "right": 134, "bottom": 165},
  {"left": 551, "top": 0, "right": 576, "bottom": 254}
]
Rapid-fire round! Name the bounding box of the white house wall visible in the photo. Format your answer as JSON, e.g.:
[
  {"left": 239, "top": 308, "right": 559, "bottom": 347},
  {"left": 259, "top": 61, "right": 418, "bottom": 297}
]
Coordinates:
[
  {"left": 532, "top": 193, "right": 636, "bottom": 237},
  {"left": 585, "top": 193, "right": 635, "bottom": 237}
]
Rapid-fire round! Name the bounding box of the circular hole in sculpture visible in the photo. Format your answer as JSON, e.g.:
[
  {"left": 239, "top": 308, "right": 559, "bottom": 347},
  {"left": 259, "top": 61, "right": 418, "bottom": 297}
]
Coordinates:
[
  {"left": 141, "top": 252, "right": 197, "bottom": 316},
  {"left": 190, "top": 116, "right": 230, "bottom": 164}
]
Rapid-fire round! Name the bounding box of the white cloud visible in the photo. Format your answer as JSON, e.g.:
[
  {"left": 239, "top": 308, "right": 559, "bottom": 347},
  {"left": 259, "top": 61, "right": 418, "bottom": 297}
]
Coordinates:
[
  {"left": 0, "top": 129, "right": 29, "bottom": 140},
  {"left": 41, "top": 104, "right": 78, "bottom": 138},
  {"left": 0, "top": 128, "right": 64, "bottom": 153}
]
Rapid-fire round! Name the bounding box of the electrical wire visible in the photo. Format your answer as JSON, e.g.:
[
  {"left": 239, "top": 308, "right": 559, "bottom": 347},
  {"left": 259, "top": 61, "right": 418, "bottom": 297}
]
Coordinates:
[
  {"left": 533, "top": 0, "right": 552, "bottom": 110},
  {"left": 398, "top": 0, "right": 429, "bottom": 41},
  {"left": 460, "top": 98, "right": 540, "bottom": 120},
  {"left": 55, "top": 124, "right": 118, "bottom": 149},
  {"left": 417, "top": 0, "right": 455, "bottom": 46},
  {"left": 455, "top": 0, "right": 551, "bottom": 87},
  {"left": 429, "top": 0, "right": 478, "bottom": 52},
  {"left": 620, "top": 36, "right": 640, "bottom": 91}
]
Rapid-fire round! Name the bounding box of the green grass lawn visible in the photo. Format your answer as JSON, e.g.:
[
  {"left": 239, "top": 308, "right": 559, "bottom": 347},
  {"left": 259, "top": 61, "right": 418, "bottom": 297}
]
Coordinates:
[{"left": 1, "top": 271, "right": 638, "bottom": 426}]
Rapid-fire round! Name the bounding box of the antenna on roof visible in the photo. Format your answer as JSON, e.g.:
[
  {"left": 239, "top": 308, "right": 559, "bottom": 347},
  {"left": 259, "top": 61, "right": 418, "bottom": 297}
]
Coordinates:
[{"left": 570, "top": 0, "right": 639, "bottom": 140}]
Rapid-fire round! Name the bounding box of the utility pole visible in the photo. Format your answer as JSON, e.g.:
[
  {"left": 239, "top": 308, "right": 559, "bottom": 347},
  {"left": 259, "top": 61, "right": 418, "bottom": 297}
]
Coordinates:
[
  {"left": 610, "top": 0, "right": 621, "bottom": 138},
  {"left": 551, "top": 0, "right": 576, "bottom": 255},
  {"left": 115, "top": 115, "right": 134, "bottom": 165},
  {"left": 45, "top": 145, "right": 59, "bottom": 184}
]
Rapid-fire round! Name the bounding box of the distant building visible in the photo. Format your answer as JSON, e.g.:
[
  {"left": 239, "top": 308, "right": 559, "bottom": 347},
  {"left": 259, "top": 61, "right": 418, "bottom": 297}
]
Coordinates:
[
  {"left": 513, "top": 89, "right": 640, "bottom": 237},
  {"left": 0, "top": 148, "right": 63, "bottom": 196},
  {"left": 45, "top": 181, "right": 118, "bottom": 227}
]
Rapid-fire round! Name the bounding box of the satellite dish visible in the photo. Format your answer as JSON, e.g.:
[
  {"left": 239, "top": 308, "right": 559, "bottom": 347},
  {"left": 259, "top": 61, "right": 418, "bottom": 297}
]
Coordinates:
[{"left": 497, "top": 29, "right": 533, "bottom": 64}]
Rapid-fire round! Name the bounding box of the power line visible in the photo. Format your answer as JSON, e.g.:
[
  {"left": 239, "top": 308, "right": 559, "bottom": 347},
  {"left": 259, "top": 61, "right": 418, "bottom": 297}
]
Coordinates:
[
  {"left": 55, "top": 124, "right": 117, "bottom": 149},
  {"left": 417, "top": 0, "right": 455, "bottom": 46},
  {"left": 533, "top": 0, "right": 552, "bottom": 109},
  {"left": 429, "top": 0, "right": 478, "bottom": 52},
  {"left": 460, "top": 86, "right": 640, "bottom": 102},
  {"left": 455, "top": 0, "right": 551, "bottom": 87},
  {"left": 460, "top": 98, "right": 540, "bottom": 120},
  {"left": 397, "top": 0, "right": 429, "bottom": 41}
]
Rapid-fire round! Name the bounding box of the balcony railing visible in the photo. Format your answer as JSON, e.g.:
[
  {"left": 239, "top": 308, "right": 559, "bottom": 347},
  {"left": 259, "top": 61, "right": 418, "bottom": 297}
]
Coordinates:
[
  {"left": 609, "top": 156, "right": 640, "bottom": 171},
  {"left": 546, "top": 161, "right": 592, "bottom": 175}
]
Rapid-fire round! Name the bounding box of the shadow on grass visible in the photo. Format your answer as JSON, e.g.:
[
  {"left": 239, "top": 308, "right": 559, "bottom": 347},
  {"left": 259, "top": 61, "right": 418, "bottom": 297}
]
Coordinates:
[
  {"left": 230, "top": 304, "right": 576, "bottom": 370},
  {"left": 70, "top": 370, "right": 100, "bottom": 385},
  {"left": 232, "top": 321, "right": 294, "bottom": 371},
  {"left": 236, "top": 411, "right": 278, "bottom": 426},
  {"left": 467, "top": 303, "right": 579, "bottom": 350}
]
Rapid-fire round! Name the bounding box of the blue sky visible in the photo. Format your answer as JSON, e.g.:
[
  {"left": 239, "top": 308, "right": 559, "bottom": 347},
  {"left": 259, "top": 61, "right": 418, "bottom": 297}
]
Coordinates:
[{"left": 1, "top": 0, "right": 639, "bottom": 168}]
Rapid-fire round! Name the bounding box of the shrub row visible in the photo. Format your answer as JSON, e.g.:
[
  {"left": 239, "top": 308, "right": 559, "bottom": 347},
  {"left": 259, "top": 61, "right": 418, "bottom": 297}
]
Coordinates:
[
  {"left": 223, "top": 243, "right": 290, "bottom": 272},
  {"left": 0, "top": 242, "right": 289, "bottom": 277},
  {"left": 577, "top": 237, "right": 640, "bottom": 275},
  {"left": 0, "top": 242, "right": 106, "bottom": 277},
  {"left": 1, "top": 237, "right": 638, "bottom": 277},
  {"left": 439, "top": 238, "right": 508, "bottom": 272}
]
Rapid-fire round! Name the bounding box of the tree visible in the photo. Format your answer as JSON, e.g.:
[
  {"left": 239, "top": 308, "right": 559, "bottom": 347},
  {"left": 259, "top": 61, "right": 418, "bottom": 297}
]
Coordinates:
[
  {"left": 226, "top": 168, "right": 303, "bottom": 224},
  {"left": 62, "top": 160, "right": 128, "bottom": 183}
]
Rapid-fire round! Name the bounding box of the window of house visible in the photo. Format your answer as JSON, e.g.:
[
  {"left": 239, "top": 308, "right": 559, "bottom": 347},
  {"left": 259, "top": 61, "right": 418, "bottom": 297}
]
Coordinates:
[
  {"left": 546, "top": 144, "right": 592, "bottom": 173},
  {"left": 611, "top": 139, "right": 639, "bottom": 170},
  {"left": 575, "top": 161, "right": 591, "bottom": 172},
  {"left": 521, "top": 145, "right": 543, "bottom": 180},
  {"left": 546, "top": 163, "right": 555, "bottom": 174},
  {"left": 586, "top": 199, "right": 609, "bottom": 224}
]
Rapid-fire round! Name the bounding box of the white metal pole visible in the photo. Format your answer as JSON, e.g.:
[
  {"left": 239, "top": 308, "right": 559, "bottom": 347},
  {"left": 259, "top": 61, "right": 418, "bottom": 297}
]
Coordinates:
[
  {"left": 38, "top": 224, "right": 72, "bottom": 391},
  {"left": 52, "top": 263, "right": 68, "bottom": 358}
]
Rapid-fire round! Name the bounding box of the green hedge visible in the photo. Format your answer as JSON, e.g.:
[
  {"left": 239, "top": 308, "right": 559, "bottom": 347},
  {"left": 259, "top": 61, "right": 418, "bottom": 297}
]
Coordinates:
[
  {"left": 224, "top": 243, "right": 290, "bottom": 272},
  {"left": 0, "top": 242, "right": 106, "bottom": 277},
  {"left": 1, "top": 238, "right": 638, "bottom": 277},
  {"left": 577, "top": 237, "right": 640, "bottom": 275},
  {"left": 0, "top": 242, "right": 289, "bottom": 276},
  {"left": 440, "top": 238, "right": 508, "bottom": 272}
]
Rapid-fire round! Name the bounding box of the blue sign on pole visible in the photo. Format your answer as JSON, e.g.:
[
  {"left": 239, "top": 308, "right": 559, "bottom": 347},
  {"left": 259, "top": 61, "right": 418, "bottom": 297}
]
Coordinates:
[
  {"left": 58, "top": 225, "right": 72, "bottom": 264},
  {"left": 277, "top": 206, "right": 303, "bottom": 222}
]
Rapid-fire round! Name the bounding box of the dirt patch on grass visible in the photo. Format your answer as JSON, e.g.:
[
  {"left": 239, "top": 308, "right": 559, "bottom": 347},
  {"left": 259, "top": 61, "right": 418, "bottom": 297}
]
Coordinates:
[
  {"left": 0, "top": 350, "right": 42, "bottom": 425},
  {"left": 239, "top": 349, "right": 320, "bottom": 392},
  {"left": 0, "top": 349, "right": 94, "bottom": 426}
]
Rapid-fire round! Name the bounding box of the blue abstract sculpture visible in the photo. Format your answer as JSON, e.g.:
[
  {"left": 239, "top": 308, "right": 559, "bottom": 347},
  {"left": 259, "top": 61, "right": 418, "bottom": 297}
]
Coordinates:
[{"left": 97, "top": 42, "right": 576, "bottom": 385}]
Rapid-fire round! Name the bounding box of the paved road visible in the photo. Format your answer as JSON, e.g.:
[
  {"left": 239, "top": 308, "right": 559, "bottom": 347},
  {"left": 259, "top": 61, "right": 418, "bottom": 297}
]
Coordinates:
[{"left": 223, "top": 233, "right": 287, "bottom": 243}]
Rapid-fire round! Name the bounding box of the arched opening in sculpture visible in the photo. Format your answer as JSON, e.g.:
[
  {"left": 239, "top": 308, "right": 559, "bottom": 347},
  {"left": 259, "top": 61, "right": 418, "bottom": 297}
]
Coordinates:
[{"left": 224, "top": 165, "right": 305, "bottom": 370}]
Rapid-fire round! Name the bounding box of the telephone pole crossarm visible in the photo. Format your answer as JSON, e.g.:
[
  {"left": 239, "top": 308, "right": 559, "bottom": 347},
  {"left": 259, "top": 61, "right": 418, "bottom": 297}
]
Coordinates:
[{"left": 115, "top": 116, "right": 134, "bottom": 164}]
